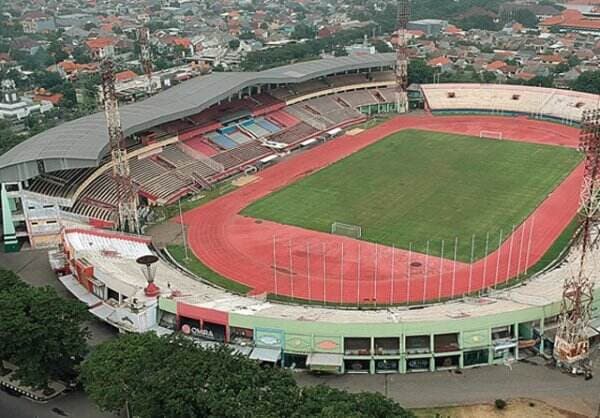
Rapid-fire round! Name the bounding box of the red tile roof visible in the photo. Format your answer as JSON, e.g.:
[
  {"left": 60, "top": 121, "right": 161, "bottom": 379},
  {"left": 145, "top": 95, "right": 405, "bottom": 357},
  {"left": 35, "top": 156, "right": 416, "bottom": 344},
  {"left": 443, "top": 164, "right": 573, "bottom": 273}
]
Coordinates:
[
  {"left": 115, "top": 70, "right": 138, "bottom": 82},
  {"left": 486, "top": 60, "right": 507, "bottom": 71},
  {"left": 85, "top": 37, "right": 115, "bottom": 49},
  {"left": 427, "top": 56, "right": 451, "bottom": 67},
  {"left": 541, "top": 10, "right": 600, "bottom": 30}
]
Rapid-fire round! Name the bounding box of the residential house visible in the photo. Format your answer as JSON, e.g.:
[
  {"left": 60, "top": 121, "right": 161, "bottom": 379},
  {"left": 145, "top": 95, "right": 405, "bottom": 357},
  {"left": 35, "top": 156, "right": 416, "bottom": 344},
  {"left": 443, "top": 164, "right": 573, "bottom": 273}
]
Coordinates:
[{"left": 85, "top": 37, "right": 116, "bottom": 60}]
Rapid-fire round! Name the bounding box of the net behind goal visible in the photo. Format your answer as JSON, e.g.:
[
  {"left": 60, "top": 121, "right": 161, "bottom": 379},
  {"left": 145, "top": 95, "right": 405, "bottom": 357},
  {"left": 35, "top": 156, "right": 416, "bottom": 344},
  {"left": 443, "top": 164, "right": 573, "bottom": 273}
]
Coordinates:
[
  {"left": 331, "top": 222, "right": 362, "bottom": 239},
  {"left": 479, "top": 130, "right": 503, "bottom": 140}
]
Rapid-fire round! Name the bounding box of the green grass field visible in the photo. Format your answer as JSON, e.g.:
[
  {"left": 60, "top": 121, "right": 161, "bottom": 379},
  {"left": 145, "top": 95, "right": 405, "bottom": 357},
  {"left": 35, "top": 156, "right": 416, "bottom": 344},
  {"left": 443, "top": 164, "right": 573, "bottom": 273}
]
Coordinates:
[{"left": 242, "top": 129, "right": 581, "bottom": 261}]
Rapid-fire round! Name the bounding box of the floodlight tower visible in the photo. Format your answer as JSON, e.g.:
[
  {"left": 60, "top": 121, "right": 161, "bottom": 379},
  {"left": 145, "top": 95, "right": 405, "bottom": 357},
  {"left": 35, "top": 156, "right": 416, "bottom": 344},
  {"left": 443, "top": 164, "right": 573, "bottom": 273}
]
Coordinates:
[
  {"left": 138, "top": 27, "right": 154, "bottom": 94},
  {"left": 395, "top": 0, "right": 410, "bottom": 113},
  {"left": 100, "top": 58, "right": 140, "bottom": 234},
  {"left": 554, "top": 108, "right": 600, "bottom": 374}
]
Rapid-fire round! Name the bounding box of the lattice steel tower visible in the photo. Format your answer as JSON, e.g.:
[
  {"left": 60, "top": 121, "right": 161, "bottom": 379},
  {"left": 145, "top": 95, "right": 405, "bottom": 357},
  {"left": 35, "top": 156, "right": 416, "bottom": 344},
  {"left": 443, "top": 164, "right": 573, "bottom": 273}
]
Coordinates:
[
  {"left": 138, "top": 27, "right": 154, "bottom": 94},
  {"left": 100, "top": 59, "right": 140, "bottom": 233},
  {"left": 554, "top": 108, "right": 599, "bottom": 372},
  {"left": 395, "top": 0, "right": 410, "bottom": 113}
]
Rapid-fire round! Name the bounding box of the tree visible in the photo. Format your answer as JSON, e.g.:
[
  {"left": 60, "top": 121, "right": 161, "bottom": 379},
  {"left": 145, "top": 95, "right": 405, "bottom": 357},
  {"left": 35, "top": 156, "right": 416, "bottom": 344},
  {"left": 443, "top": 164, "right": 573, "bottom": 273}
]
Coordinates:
[
  {"left": 373, "top": 40, "right": 393, "bottom": 53},
  {"left": 228, "top": 38, "right": 240, "bottom": 50},
  {"left": 82, "top": 333, "right": 413, "bottom": 418},
  {"left": 292, "top": 23, "right": 316, "bottom": 40},
  {"left": 48, "top": 40, "right": 68, "bottom": 63},
  {"left": 296, "top": 386, "right": 411, "bottom": 418},
  {"left": 458, "top": 15, "right": 498, "bottom": 31},
  {"left": 0, "top": 270, "right": 89, "bottom": 392},
  {"left": 571, "top": 71, "right": 600, "bottom": 94},
  {"left": 514, "top": 9, "right": 538, "bottom": 28},
  {"left": 408, "top": 59, "right": 434, "bottom": 85}
]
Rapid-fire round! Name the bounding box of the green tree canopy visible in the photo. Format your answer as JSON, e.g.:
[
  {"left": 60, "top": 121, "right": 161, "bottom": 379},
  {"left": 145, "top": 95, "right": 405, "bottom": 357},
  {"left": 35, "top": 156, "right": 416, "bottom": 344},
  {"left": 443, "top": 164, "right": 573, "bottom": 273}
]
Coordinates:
[
  {"left": 82, "top": 333, "right": 413, "bottom": 418},
  {"left": 571, "top": 71, "right": 600, "bottom": 94},
  {"left": 292, "top": 23, "right": 316, "bottom": 40},
  {"left": 0, "top": 269, "right": 89, "bottom": 390},
  {"left": 408, "top": 59, "right": 435, "bottom": 85}
]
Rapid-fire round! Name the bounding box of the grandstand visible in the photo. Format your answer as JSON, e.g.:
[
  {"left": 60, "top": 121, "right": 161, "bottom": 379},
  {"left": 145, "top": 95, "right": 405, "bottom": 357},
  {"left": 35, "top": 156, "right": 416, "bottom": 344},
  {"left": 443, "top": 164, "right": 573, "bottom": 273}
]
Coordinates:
[
  {"left": 4, "top": 53, "right": 596, "bottom": 251},
  {"left": 265, "top": 122, "right": 319, "bottom": 146},
  {"left": 421, "top": 84, "right": 600, "bottom": 123}
]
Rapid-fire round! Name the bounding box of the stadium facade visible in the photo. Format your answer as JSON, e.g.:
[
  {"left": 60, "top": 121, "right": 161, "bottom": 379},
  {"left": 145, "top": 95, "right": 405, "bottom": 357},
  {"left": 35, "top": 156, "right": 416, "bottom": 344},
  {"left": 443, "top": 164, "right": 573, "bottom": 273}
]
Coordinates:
[{"left": 3, "top": 54, "right": 600, "bottom": 374}]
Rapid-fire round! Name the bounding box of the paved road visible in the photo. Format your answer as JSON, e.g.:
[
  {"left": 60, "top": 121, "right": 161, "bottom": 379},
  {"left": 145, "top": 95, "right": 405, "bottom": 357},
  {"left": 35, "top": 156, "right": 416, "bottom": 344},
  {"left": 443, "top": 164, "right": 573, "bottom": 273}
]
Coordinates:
[
  {"left": 296, "top": 356, "right": 600, "bottom": 417},
  {"left": 0, "top": 389, "right": 119, "bottom": 418},
  {"left": 0, "top": 249, "right": 117, "bottom": 346}
]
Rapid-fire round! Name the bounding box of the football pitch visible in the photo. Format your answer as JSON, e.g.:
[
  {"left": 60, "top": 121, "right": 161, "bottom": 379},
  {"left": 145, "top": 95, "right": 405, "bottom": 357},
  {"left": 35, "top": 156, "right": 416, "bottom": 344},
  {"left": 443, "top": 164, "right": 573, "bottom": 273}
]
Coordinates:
[{"left": 241, "top": 129, "right": 581, "bottom": 261}]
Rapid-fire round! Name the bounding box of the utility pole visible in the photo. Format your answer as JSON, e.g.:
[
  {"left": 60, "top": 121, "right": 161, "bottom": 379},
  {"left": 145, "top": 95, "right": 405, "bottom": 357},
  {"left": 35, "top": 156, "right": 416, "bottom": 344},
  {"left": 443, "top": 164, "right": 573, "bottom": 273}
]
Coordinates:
[
  {"left": 395, "top": 0, "right": 410, "bottom": 113},
  {"left": 101, "top": 58, "right": 139, "bottom": 234},
  {"left": 554, "top": 108, "right": 599, "bottom": 375}
]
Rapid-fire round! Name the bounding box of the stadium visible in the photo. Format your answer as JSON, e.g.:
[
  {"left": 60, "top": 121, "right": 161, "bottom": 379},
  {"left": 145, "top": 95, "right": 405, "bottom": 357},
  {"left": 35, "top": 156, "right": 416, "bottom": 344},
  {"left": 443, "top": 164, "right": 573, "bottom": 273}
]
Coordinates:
[{"left": 4, "top": 53, "right": 600, "bottom": 374}]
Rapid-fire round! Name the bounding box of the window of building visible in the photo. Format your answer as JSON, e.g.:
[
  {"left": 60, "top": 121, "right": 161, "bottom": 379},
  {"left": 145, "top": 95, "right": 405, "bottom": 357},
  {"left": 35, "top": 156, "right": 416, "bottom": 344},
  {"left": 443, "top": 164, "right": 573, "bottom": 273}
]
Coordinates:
[
  {"left": 375, "top": 359, "right": 398, "bottom": 373},
  {"left": 158, "top": 311, "right": 177, "bottom": 330},
  {"left": 464, "top": 349, "right": 489, "bottom": 367},
  {"left": 435, "top": 355, "right": 459, "bottom": 370},
  {"left": 374, "top": 337, "right": 400, "bottom": 355},
  {"left": 203, "top": 321, "right": 226, "bottom": 342},
  {"left": 434, "top": 333, "right": 460, "bottom": 353},
  {"left": 406, "top": 357, "right": 430, "bottom": 372},
  {"left": 344, "top": 359, "right": 370, "bottom": 373},
  {"left": 230, "top": 326, "right": 253, "bottom": 344},
  {"left": 344, "top": 337, "right": 371, "bottom": 355},
  {"left": 405, "top": 335, "right": 430, "bottom": 354},
  {"left": 283, "top": 354, "right": 307, "bottom": 369}
]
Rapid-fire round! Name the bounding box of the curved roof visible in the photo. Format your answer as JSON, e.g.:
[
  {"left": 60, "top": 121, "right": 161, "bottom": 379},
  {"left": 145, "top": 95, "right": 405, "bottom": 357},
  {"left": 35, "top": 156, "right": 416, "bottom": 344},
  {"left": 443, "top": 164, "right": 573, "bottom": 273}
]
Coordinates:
[{"left": 0, "top": 53, "right": 395, "bottom": 182}]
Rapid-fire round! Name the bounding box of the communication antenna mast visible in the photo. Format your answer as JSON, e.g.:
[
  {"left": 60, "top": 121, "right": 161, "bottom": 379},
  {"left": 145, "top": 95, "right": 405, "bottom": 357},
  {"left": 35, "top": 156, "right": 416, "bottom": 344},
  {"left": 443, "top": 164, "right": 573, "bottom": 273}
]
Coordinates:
[
  {"left": 554, "top": 108, "right": 599, "bottom": 374},
  {"left": 138, "top": 27, "right": 154, "bottom": 94},
  {"left": 395, "top": 0, "right": 410, "bottom": 113},
  {"left": 100, "top": 58, "right": 140, "bottom": 234}
]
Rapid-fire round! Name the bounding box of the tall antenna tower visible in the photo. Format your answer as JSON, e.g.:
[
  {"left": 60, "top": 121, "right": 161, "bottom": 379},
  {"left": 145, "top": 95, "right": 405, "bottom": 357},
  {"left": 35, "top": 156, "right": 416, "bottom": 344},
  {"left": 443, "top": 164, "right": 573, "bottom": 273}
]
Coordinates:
[
  {"left": 554, "top": 108, "right": 599, "bottom": 373},
  {"left": 395, "top": 0, "right": 410, "bottom": 113},
  {"left": 100, "top": 59, "right": 140, "bottom": 234},
  {"left": 138, "top": 27, "right": 154, "bottom": 94}
]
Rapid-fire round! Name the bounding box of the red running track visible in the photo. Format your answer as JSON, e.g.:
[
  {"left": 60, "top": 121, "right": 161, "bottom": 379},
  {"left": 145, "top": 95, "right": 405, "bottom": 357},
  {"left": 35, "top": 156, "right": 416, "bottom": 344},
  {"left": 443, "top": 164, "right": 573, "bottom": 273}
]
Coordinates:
[{"left": 183, "top": 114, "right": 583, "bottom": 305}]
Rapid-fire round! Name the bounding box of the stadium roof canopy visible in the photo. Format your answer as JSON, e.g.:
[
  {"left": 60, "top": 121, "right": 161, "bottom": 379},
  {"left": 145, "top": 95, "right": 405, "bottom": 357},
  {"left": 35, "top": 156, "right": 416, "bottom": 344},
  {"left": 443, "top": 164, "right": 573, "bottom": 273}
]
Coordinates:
[{"left": 0, "top": 53, "right": 395, "bottom": 183}]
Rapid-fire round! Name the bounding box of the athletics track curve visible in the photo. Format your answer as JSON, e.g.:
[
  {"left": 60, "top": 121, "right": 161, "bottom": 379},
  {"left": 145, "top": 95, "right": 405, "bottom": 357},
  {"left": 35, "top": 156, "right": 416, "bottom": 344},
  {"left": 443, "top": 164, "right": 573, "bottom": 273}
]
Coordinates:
[{"left": 183, "top": 114, "right": 583, "bottom": 305}]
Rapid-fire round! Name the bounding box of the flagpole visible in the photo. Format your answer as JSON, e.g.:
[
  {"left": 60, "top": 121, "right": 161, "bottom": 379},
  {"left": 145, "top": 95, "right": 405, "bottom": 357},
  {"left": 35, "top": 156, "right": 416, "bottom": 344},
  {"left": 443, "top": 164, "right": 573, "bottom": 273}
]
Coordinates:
[
  {"left": 178, "top": 198, "right": 189, "bottom": 261},
  {"left": 374, "top": 244, "right": 379, "bottom": 307},
  {"left": 391, "top": 245, "right": 395, "bottom": 305},
  {"left": 483, "top": 232, "right": 489, "bottom": 288},
  {"left": 357, "top": 244, "right": 361, "bottom": 307},
  {"left": 451, "top": 237, "right": 457, "bottom": 298},
  {"left": 322, "top": 243, "right": 326, "bottom": 306},
  {"left": 423, "top": 240, "right": 430, "bottom": 304},
  {"left": 340, "top": 242, "right": 344, "bottom": 304},
  {"left": 517, "top": 220, "right": 526, "bottom": 276},
  {"left": 525, "top": 216, "right": 535, "bottom": 275},
  {"left": 467, "top": 234, "right": 475, "bottom": 295},
  {"left": 289, "top": 239, "right": 294, "bottom": 300},
  {"left": 494, "top": 229, "right": 503, "bottom": 289},
  {"left": 273, "top": 235, "right": 278, "bottom": 297},
  {"left": 506, "top": 224, "right": 516, "bottom": 283},
  {"left": 407, "top": 242, "right": 412, "bottom": 305},
  {"left": 438, "top": 239, "right": 444, "bottom": 302},
  {"left": 307, "top": 242, "right": 311, "bottom": 301}
]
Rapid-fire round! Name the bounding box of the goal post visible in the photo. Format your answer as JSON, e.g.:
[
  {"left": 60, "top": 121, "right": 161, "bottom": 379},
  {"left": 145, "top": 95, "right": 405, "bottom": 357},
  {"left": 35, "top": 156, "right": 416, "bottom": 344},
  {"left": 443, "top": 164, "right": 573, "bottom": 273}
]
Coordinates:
[
  {"left": 331, "top": 222, "right": 362, "bottom": 239},
  {"left": 479, "top": 130, "right": 503, "bottom": 140}
]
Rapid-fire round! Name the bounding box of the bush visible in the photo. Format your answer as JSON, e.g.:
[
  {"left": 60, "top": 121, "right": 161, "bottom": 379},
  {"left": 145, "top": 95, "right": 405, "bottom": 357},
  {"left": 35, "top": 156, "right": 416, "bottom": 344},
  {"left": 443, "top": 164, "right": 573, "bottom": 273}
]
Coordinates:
[{"left": 495, "top": 399, "right": 507, "bottom": 410}]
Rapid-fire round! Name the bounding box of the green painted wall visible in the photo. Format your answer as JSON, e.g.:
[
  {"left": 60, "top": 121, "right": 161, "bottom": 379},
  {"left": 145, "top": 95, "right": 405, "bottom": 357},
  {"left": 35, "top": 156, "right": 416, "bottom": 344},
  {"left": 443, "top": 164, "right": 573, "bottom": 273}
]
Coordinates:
[
  {"left": 228, "top": 302, "right": 564, "bottom": 339},
  {"left": 159, "top": 297, "right": 177, "bottom": 314}
]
